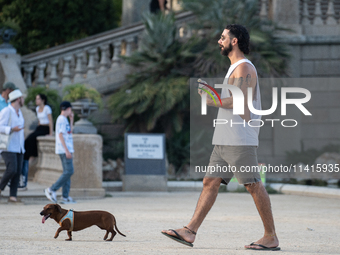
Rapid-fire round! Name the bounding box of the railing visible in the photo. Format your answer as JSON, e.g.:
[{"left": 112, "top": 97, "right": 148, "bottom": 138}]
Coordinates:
[
  {"left": 20, "top": 1, "right": 340, "bottom": 92},
  {"left": 21, "top": 11, "right": 194, "bottom": 92},
  {"left": 300, "top": 0, "right": 340, "bottom": 25}
]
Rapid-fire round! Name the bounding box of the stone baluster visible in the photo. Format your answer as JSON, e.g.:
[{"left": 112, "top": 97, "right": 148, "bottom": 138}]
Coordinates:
[
  {"left": 58, "top": 57, "right": 64, "bottom": 78},
  {"left": 326, "top": 0, "right": 337, "bottom": 25},
  {"left": 111, "top": 41, "right": 121, "bottom": 68},
  {"left": 74, "top": 53, "right": 84, "bottom": 83},
  {"left": 301, "top": 0, "right": 310, "bottom": 25},
  {"left": 70, "top": 55, "right": 76, "bottom": 79},
  {"left": 99, "top": 44, "right": 109, "bottom": 73},
  {"left": 45, "top": 63, "right": 51, "bottom": 85},
  {"left": 313, "top": 0, "right": 323, "bottom": 25},
  {"left": 24, "top": 66, "right": 34, "bottom": 87},
  {"left": 184, "top": 25, "right": 192, "bottom": 38},
  {"left": 178, "top": 23, "right": 184, "bottom": 38},
  {"left": 125, "top": 37, "right": 134, "bottom": 57},
  {"left": 87, "top": 48, "right": 97, "bottom": 79},
  {"left": 94, "top": 49, "right": 100, "bottom": 71},
  {"left": 36, "top": 63, "right": 47, "bottom": 86},
  {"left": 259, "top": 0, "right": 267, "bottom": 20},
  {"left": 61, "top": 56, "right": 72, "bottom": 86},
  {"left": 82, "top": 51, "right": 88, "bottom": 74},
  {"left": 137, "top": 35, "right": 143, "bottom": 51},
  {"left": 49, "top": 59, "right": 59, "bottom": 89}
]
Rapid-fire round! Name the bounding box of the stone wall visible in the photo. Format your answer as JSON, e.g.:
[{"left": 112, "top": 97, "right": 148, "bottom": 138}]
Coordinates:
[
  {"left": 257, "top": 78, "right": 340, "bottom": 168},
  {"left": 34, "top": 135, "right": 105, "bottom": 198}
]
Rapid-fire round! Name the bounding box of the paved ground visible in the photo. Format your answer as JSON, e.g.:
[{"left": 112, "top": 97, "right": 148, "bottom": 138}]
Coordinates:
[{"left": 0, "top": 191, "right": 339, "bottom": 255}]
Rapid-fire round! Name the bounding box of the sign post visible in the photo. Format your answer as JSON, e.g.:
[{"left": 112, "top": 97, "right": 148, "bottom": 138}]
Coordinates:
[{"left": 123, "top": 133, "right": 167, "bottom": 191}]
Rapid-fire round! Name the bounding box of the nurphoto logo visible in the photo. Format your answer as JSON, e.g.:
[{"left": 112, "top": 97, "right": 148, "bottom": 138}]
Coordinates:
[{"left": 198, "top": 80, "right": 312, "bottom": 128}]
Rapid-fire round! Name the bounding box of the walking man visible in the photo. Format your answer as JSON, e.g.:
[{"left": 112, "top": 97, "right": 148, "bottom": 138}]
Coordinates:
[
  {"left": 44, "top": 101, "right": 76, "bottom": 204},
  {"left": 162, "top": 24, "right": 280, "bottom": 251},
  {"left": 0, "top": 89, "right": 25, "bottom": 202}
]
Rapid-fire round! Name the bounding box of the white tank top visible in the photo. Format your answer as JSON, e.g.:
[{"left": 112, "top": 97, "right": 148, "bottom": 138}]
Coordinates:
[{"left": 212, "top": 58, "right": 262, "bottom": 146}]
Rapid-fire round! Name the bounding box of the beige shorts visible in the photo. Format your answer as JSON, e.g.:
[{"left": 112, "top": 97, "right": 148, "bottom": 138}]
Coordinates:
[{"left": 205, "top": 145, "right": 261, "bottom": 185}]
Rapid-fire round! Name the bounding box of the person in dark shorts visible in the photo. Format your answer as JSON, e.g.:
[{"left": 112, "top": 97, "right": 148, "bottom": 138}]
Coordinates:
[{"left": 162, "top": 24, "right": 280, "bottom": 251}]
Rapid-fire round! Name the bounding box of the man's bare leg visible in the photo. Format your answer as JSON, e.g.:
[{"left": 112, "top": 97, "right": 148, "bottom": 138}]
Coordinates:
[
  {"left": 162, "top": 177, "right": 222, "bottom": 244},
  {"left": 244, "top": 181, "right": 279, "bottom": 249}
]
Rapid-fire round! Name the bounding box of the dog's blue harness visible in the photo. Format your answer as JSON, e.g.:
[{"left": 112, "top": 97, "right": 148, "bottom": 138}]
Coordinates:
[{"left": 59, "top": 209, "right": 74, "bottom": 231}]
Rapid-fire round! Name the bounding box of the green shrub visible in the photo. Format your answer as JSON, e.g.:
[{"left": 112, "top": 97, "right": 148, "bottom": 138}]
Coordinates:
[{"left": 62, "top": 84, "right": 103, "bottom": 108}]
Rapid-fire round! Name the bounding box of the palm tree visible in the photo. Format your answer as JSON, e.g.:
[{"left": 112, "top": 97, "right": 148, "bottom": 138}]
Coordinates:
[
  {"left": 180, "top": 0, "right": 290, "bottom": 77},
  {"left": 108, "top": 12, "right": 203, "bottom": 136},
  {"left": 108, "top": 0, "right": 291, "bottom": 172}
]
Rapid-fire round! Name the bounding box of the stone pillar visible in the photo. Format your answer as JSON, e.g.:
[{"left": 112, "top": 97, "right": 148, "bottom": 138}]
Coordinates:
[
  {"left": 49, "top": 59, "right": 59, "bottom": 89},
  {"left": 313, "top": 0, "right": 324, "bottom": 25},
  {"left": 326, "top": 0, "right": 337, "bottom": 25},
  {"left": 0, "top": 53, "right": 27, "bottom": 94},
  {"left": 301, "top": 0, "right": 310, "bottom": 26},
  {"left": 87, "top": 48, "right": 97, "bottom": 79},
  {"left": 99, "top": 44, "right": 109, "bottom": 73},
  {"left": 61, "top": 56, "right": 72, "bottom": 86},
  {"left": 34, "top": 135, "right": 105, "bottom": 198},
  {"left": 111, "top": 41, "right": 121, "bottom": 68},
  {"left": 259, "top": 0, "right": 268, "bottom": 20},
  {"left": 125, "top": 37, "right": 134, "bottom": 57},
  {"left": 121, "top": 0, "right": 150, "bottom": 26},
  {"left": 74, "top": 53, "right": 84, "bottom": 83},
  {"left": 36, "top": 63, "right": 46, "bottom": 86},
  {"left": 271, "top": 0, "right": 301, "bottom": 34},
  {"left": 24, "top": 66, "right": 34, "bottom": 87}
]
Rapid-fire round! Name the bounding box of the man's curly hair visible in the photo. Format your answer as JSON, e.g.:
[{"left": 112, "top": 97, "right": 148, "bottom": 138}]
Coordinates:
[{"left": 225, "top": 24, "right": 250, "bottom": 55}]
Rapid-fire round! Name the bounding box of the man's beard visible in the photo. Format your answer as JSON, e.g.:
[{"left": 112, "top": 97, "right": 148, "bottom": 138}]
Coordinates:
[{"left": 220, "top": 42, "right": 232, "bottom": 56}]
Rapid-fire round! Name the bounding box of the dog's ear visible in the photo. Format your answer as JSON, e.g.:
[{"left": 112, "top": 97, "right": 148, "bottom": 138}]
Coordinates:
[{"left": 54, "top": 204, "right": 62, "bottom": 213}]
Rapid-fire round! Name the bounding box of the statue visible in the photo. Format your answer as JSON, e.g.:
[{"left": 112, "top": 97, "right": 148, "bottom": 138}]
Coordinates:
[{"left": 0, "top": 28, "right": 17, "bottom": 54}]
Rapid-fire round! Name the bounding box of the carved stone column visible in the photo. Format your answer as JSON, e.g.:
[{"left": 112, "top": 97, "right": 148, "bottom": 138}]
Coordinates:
[
  {"left": 61, "top": 56, "right": 72, "bottom": 86},
  {"left": 87, "top": 48, "right": 97, "bottom": 79},
  {"left": 260, "top": 0, "right": 268, "bottom": 20},
  {"left": 125, "top": 37, "right": 134, "bottom": 57},
  {"left": 313, "top": 0, "right": 324, "bottom": 25},
  {"left": 271, "top": 0, "right": 301, "bottom": 34},
  {"left": 301, "top": 0, "right": 310, "bottom": 26},
  {"left": 49, "top": 59, "right": 59, "bottom": 89},
  {"left": 99, "top": 44, "right": 109, "bottom": 73},
  {"left": 326, "top": 0, "right": 337, "bottom": 25},
  {"left": 24, "top": 66, "right": 34, "bottom": 87},
  {"left": 74, "top": 53, "right": 84, "bottom": 83},
  {"left": 36, "top": 63, "right": 47, "bottom": 86},
  {"left": 111, "top": 41, "right": 121, "bottom": 68}
]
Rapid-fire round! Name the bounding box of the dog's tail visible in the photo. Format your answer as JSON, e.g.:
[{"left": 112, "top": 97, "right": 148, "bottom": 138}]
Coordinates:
[{"left": 114, "top": 217, "right": 126, "bottom": 237}]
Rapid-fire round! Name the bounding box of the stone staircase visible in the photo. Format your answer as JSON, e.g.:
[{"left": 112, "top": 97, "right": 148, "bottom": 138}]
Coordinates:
[{"left": 20, "top": 11, "right": 195, "bottom": 95}]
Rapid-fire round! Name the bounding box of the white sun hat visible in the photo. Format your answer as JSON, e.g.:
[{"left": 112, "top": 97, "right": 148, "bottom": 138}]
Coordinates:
[{"left": 8, "top": 89, "right": 23, "bottom": 102}]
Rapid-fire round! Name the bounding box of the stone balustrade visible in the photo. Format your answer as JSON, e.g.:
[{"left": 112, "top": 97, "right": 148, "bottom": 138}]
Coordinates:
[
  {"left": 300, "top": 0, "right": 340, "bottom": 25},
  {"left": 257, "top": 0, "right": 340, "bottom": 35},
  {"left": 299, "top": 0, "right": 340, "bottom": 35},
  {"left": 20, "top": 11, "right": 195, "bottom": 93}
]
